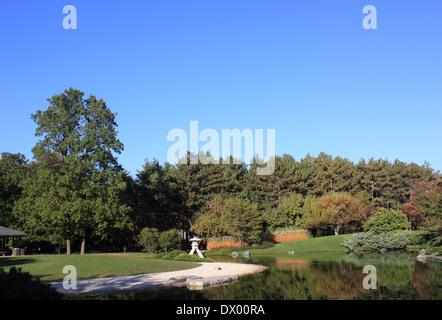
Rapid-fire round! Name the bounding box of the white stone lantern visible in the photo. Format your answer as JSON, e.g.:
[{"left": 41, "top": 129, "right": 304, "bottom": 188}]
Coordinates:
[{"left": 189, "top": 237, "right": 204, "bottom": 258}]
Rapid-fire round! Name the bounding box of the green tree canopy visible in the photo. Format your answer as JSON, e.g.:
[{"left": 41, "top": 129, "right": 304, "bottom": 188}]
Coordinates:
[
  {"left": 137, "top": 227, "right": 160, "bottom": 253},
  {"left": 306, "top": 192, "right": 370, "bottom": 235},
  {"left": 265, "top": 193, "right": 306, "bottom": 231},
  {"left": 0, "top": 153, "right": 28, "bottom": 227},
  {"left": 221, "top": 196, "right": 262, "bottom": 246},
  {"left": 363, "top": 208, "right": 409, "bottom": 232},
  {"left": 158, "top": 229, "right": 181, "bottom": 253},
  {"left": 14, "top": 88, "right": 132, "bottom": 254}
]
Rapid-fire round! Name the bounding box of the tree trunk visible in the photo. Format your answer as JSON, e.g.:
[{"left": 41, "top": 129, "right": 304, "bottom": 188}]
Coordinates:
[
  {"left": 80, "top": 237, "right": 86, "bottom": 255},
  {"left": 66, "top": 239, "right": 71, "bottom": 255}
]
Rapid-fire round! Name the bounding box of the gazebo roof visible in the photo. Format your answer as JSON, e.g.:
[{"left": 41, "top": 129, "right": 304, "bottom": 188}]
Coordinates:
[{"left": 0, "top": 226, "right": 28, "bottom": 238}]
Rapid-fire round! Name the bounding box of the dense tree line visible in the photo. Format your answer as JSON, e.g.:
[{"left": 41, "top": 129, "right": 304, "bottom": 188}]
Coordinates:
[{"left": 1, "top": 89, "right": 441, "bottom": 253}]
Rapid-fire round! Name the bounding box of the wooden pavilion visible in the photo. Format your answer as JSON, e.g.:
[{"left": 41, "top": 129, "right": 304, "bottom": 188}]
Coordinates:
[{"left": 0, "top": 226, "right": 28, "bottom": 256}]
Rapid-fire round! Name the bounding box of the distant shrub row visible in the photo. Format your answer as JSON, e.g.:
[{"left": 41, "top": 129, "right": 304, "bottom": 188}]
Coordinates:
[
  {"left": 135, "top": 250, "right": 210, "bottom": 262},
  {"left": 205, "top": 242, "right": 275, "bottom": 257}
]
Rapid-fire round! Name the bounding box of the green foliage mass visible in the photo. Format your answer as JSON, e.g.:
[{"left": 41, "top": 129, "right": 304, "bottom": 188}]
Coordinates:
[
  {"left": 158, "top": 229, "right": 182, "bottom": 253},
  {"left": 135, "top": 250, "right": 210, "bottom": 262},
  {"left": 342, "top": 231, "right": 412, "bottom": 251},
  {"left": 363, "top": 208, "right": 409, "bottom": 232},
  {"left": 1, "top": 89, "right": 441, "bottom": 254},
  {"left": 0, "top": 267, "right": 62, "bottom": 300},
  {"left": 138, "top": 228, "right": 183, "bottom": 253},
  {"left": 138, "top": 227, "right": 160, "bottom": 253},
  {"left": 11, "top": 88, "right": 132, "bottom": 254}
]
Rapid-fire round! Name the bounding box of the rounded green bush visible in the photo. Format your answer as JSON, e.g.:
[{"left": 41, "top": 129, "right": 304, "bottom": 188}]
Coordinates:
[{"left": 363, "top": 209, "right": 409, "bottom": 232}]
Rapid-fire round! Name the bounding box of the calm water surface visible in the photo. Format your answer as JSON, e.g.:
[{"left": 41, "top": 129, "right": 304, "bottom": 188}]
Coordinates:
[{"left": 100, "top": 251, "right": 441, "bottom": 300}]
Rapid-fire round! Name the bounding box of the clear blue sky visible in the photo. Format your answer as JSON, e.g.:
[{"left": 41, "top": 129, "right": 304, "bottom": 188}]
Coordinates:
[{"left": 1, "top": 0, "right": 441, "bottom": 176}]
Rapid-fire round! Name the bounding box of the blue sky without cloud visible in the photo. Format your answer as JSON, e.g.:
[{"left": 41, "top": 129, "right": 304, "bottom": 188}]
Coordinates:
[{"left": 0, "top": 0, "right": 441, "bottom": 176}]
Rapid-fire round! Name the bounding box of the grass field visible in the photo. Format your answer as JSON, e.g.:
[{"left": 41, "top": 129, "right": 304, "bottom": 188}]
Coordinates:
[
  {"left": 206, "top": 234, "right": 352, "bottom": 257},
  {"left": 249, "top": 234, "right": 351, "bottom": 254},
  {"left": 0, "top": 253, "right": 200, "bottom": 283},
  {"left": 248, "top": 230, "right": 433, "bottom": 255}
]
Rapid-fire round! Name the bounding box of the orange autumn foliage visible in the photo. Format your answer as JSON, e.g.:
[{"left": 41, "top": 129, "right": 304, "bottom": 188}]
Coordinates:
[
  {"left": 206, "top": 237, "right": 248, "bottom": 250},
  {"left": 261, "top": 229, "right": 310, "bottom": 243},
  {"left": 273, "top": 232, "right": 309, "bottom": 243},
  {"left": 207, "top": 230, "right": 310, "bottom": 250}
]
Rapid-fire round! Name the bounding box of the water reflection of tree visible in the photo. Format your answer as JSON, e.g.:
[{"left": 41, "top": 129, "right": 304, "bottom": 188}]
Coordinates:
[
  {"left": 344, "top": 252, "right": 415, "bottom": 288},
  {"left": 204, "top": 262, "right": 368, "bottom": 300},
  {"left": 411, "top": 260, "right": 442, "bottom": 300},
  {"left": 203, "top": 254, "right": 441, "bottom": 300}
]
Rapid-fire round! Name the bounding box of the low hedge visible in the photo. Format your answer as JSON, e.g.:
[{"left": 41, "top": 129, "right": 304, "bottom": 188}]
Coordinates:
[
  {"left": 205, "top": 242, "right": 275, "bottom": 257},
  {"left": 135, "top": 250, "right": 211, "bottom": 262}
]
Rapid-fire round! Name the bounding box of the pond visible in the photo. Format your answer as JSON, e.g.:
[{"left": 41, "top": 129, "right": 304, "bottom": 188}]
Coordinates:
[{"left": 98, "top": 251, "right": 442, "bottom": 300}]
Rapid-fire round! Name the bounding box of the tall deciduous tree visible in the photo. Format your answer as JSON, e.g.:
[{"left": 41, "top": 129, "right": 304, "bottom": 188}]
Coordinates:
[
  {"left": 191, "top": 195, "right": 262, "bottom": 246},
  {"left": 14, "top": 88, "right": 132, "bottom": 254},
  {"left": 306, "top": 192, "right": 369, "bottom": 235},
  {"left": 405, "top": 180, "right": 442, "bottom": 243},
  {"left": 190, "top": 194, "right": 226, "bottom": 240}
]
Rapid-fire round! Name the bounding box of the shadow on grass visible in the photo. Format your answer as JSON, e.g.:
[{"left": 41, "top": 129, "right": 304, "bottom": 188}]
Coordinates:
[{"left": 0, "top": 257, "right": 36, "bottom": 268}]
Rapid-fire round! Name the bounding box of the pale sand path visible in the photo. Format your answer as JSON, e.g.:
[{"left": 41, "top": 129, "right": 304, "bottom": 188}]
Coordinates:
[{"left": 51, "top": 262, "right": 267, "bottom": 296}]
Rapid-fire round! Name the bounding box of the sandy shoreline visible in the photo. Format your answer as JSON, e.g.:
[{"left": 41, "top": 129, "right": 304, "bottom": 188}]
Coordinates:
[{"left": 51, "top": 262, "right": 267, "bottom": 296}]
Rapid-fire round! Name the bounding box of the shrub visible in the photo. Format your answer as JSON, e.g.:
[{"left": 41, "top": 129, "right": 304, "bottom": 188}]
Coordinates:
[
  {"left": 253, "top": 241, "right": 276, "bottom": 249},
  {"left": 138, "top": 227, "right": 160, "bottom": 253},
  {"left": 138, "top": 229, "right": 183, "bottom": 253},
  {"left": 158, "top": 229, "right": 182, "bottom": 253},
  {"left": 363, "top": 209, "right": 409, "bottom": 232},
  {"left": 173, "top": 254, "right": 211, "bottom": 262},
  {"left": 0, "top": 267, "right": 63, "bottom": 300},
  {"left": 342, "top": 231, "right": 412, "bottom": 251},
  {"left": 163, "top": 250, "right": 186, "bottom": 260},
  {"left": 135, "top": 250, "right": 210, "bottom": 262}
]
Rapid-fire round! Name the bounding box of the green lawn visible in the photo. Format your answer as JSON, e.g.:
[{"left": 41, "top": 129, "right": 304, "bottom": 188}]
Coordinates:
[
  {"left": 249, "top": 234, "right": 351, "bottom": 254},
  {"left": 247, "top": 230, "right": 433, "bottom": 255},
  {"left": 0, "top": 253, "right": 200, "bottom": 283}
]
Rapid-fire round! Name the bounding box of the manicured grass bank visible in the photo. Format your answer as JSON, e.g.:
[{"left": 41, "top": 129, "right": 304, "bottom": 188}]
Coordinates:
[
  {"left": 0, "top": 253, "right": 200, "bottom": 283},
  {"left": 249, "top": 234, "right": 351, "bottom": 254},
  {"left": 206, "top": 234, "right": 351, "bottom": 257},
  {"left": 246, "top": 230, "right": 433, "bottom": 255}
]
